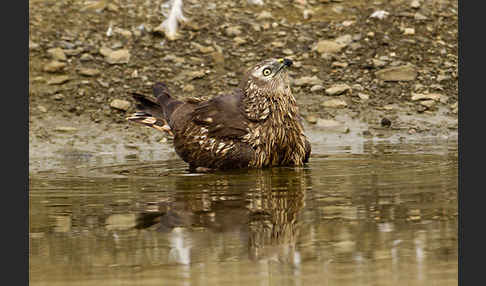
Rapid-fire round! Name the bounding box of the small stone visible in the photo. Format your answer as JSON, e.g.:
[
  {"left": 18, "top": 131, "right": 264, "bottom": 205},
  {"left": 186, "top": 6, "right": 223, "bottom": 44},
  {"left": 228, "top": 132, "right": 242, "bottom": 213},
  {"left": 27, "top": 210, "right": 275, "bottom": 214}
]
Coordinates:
[
  {"left": 78, "top": 68, "right": 101, "bottom": 77},
  {"left": 316, "top": 118, "right": 349, "bottom": 133},
  {"left": 257, "top": 11, "right": 273, "bottom": 20},
  {"left": 334, "top": 34, "right": 353, "bottom": 46},
  {"left": 411, "top": 0, "right": 421, "bottom": 9},
  {"left": 225, "top": 26, "right": 242, "bottom": 37},
  {"left": 325, "top": 84, "right": 351, "bottom": 96},
  {"left": 104, "top": 49, "right": 130, "bottom": 64},
  {"left": 437, "top": 74, "right": 451, "bottom": 82},
  {"left": 211, "top": 51, "right": 225, "bottom": 65},
  {"left": 29, "top": 40, "right": 40, "bottom": 51},
  {"left": 414, "top": 12, "right": 427, "bottom": 20},
  {"left": 233, "top": 37, "right": 247, "bottom": 45},
  {"left": 331, "top": 61, "right": 348, "bottom": 68},
  {"left": 37, "top": 105, "right": 47, "bottom": 113},
  {"left": 306, "top": 115, "right": 318, "bottom": 124},
  {"left": 358, "top": 93, "right": 370, "bottom": 100},
  {"left": 403, "top": 28, "right": 415, "bottom": 35},
  {"left": 271, "top": 41, "right": 286, "bottom": 48},
  {"left": 80, "top": 53, "right": 94, "bottom": 62},
  {"left": 52, "top": 94, "right": 64, "bottom": 100},
  {"left": 192, "top": 42, "right": 215, "bottom": 54},
  {"left": 420, "top": 100, "right": 436, "bottom": 108},
  {"left": 411, "top": 93, "right": 443, "bottom": 102},
  {"left": 313, "top": 40, "right": 346, "bottom": 54},
  {"left": 47, "top": 48, "right": 67, "bottom": 61},
  {"left": 187, "top": 70, "right": 206, "bottom": 80},
  {"left": 47, "top": 75, "right": 70, "bottom": 85},
  {"left": 282, "top": 49, "right": 293, "bottom": 55},
  {"left": 321, "top": 99, "right": 347, "bottom": 108},
  {"left": 110, "top": 99, "right": 131, "bottom": 111},
  {"left": 183, "top": 84, "right": 195, "bottom": 92},
  {"left": 43, "top": 61, "right": 66, "bottom": 73},
  {"left": 294, "top": 76, "right": 322, "bottom": 86},
  {"left": 381, "top": 118, "right": 391, "bottom": 127},
  {"left": 375, "top": 65, "right": 417, "bottom": 81},
  {"left": 55, "top": 126, "right": 78, "bottom": 132},
  {"left": 310, "top": 85, "right": 324, "bottom": 92},
  {"left": 372, "top": 59, "right": 387, "bottom": 68}
]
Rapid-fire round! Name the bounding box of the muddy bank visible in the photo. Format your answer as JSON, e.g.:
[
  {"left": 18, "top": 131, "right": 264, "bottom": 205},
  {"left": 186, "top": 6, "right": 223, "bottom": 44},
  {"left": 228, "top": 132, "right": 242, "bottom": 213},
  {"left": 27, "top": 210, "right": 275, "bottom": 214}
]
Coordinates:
[{"left": 29, "top": 0, "right": 458, "bottom": 172}]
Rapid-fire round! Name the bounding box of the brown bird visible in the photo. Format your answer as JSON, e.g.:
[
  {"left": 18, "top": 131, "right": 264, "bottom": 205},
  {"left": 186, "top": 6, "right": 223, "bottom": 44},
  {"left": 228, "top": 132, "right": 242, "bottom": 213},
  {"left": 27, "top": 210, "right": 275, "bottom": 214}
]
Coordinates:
[{"left": 128, "top": 58, "right": 311, "bottom": 170}]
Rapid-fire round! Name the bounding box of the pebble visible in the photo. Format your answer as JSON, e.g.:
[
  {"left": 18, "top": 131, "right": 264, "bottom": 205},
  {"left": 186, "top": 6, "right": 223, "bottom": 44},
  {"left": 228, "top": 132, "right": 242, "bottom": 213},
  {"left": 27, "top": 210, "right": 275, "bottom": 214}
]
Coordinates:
[
  {"left": 183, "top": 84, "right": 195, "bottom": 92},
  {"left": 80, "top": 53, "right": 94, "bottom": 62},
  {"left": 310, "top": 85, "right": 324, "bottom": 92},
  {"left": 325, "top": 84, "right": 351, "bottom": 96},
  {"left": 37, "top": 105, "right": 47, "bottom": 113},
  {"left": 192, "top": 42, "right": 214, "bottom": 54},
  {"left": 313, "top": 40, "right": 346, "bottom": 54},
  {"left": 375, "top": 65, "right": 417, "bottom": 81},
  {"left": 78, "top": 68, "right": 101, "bottom": 77},
  {"left": 110, "top": 99, "right": 131, "bottom": 111},
  {"left": 419, "top": 100, "right": 436, "bottom": 108},
  {"left": 306, "top": 115, "right": 318, "bottom": 124},
  {"left": 55, "top": 126, "right": 78, "bottom": 132},
  {"left": 403, "top": 28, "right": 415, "bottom": 35},
  {"left": 47, "top": 48, "right": 67, "bottom": 61},
  {"left": 225, "top": 26, "right": 242, "bottom": 37},
  {"left": 294, "top": 76, "right": 322, "bottom": 86},
  {"left": 334, "top": 34, "right": 353, "bottom": 46},
  {"left": 331, "top": 61, "right": 348, "bottom": 68},
  {"left": 411, "top": 0, "right": 421, "bottom": 9},
  {"left": 102, "top": 48, "right": 131, "bottom": 64},
  {"left": 43, "top": 61, "right": 66, "bottom": 73},
  {"left": 321, "top": 99, "right": 347, "bottom": 108},
  {"left": 47, "top": 75, "right": 70, "bottom": 85},
  {"left": 411, "top": 93, "right": 446, "bottom": 103},
  {"left": 381, "top": 117, "right": 392, "bottom": 127},
  {"left": 358, "top": 93, "right": 370, "bottom": 100},
  {"left": 29, "top": 40, "right": 40, "bottom": 51},
  {"left": 257, "top": 11, "right": 273, "bottom": 20}
]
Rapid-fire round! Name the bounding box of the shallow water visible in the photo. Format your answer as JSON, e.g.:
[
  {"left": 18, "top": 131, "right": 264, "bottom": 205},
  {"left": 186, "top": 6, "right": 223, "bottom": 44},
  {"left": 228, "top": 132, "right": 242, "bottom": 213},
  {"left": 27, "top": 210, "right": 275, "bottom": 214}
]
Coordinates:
[{"left": 29, "top": 138, "right": 457, "bottom": 286}]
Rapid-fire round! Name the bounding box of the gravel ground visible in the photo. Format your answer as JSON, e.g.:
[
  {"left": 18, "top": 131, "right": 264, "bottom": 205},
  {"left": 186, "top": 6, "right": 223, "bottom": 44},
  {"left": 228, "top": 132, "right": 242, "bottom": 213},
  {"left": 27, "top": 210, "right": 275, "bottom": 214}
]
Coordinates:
[{"left": 28, "top": 0, "right": 458, "bottom": 171}]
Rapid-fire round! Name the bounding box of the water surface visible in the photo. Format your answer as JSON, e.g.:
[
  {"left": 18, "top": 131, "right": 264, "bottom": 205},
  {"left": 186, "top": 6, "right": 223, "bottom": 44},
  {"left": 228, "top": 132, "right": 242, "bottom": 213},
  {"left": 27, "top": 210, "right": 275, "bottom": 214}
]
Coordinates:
[{"left": 29, "top": 139, "right": 458, "bottom": 285}]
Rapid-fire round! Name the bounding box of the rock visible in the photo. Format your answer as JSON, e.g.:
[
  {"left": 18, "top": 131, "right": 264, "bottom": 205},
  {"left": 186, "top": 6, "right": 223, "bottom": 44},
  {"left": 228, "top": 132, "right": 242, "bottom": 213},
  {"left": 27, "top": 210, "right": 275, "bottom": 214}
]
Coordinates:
[
  {"left": 102, "top": 48, "right": 130, "bottom": 64},
  {"left": 381, "top": 118, "right": 391, "bottom": 127},
  {"left": 183, "top": 84, "right": 195, "bottom": 92},
  {"left": 187, "top": 70, "right": 206, "bottom": 80},
  {"left": 257, "top": 11, "right": 273, "bottom": 20},
  {"left": 334, "top": 34, "right": 353, "bottom": 46},
  {"left": 294, "top": 76, "right": 322, "bottom": 86},
  {"left": 37, "top": 105, "right": 47, "bottom": 113},
  {"left": 325, "top": 84, "right": 351, "bottom": 96},
  {"left": 306, "top": 115, "right": 318, "bottom": 124},
  {"left": 321, "top": 99, "right": 347, "bottom": 108},
  {"left": 403, "top": 28, "right": 415, "bottom": 35},
  {"left": 414, "top": 12, "right": 428, "bottom": 20},
  {"left": 110, "top": 99, "right": 131, "bottom": 111},
  {"left": 411, "top": 93, "right": 446, "bottom": 102},
  {"left": 80, "top": 53, "right": 94, "bottom": 62},
  {"left": 192, "top": 42, "right": 214, "bottom": 54},
  {"left": 47, "top": 48, "right": 67, "bottom": 61},
  {"left": 419, "top": 100, "right": 436, "bottom": 108},
  {"left": 310, "top": 85, "right": 324, "bottom": 92},
  {"left": 358, "top": 93, "right": 370, "bottom": 100},
  {"left": 47, "top": 75, "right": 70, "bottom": 85},
  {"left": 78, "top": 68, "right": 101, "bottom": 77},
  {"left": 313, "top": 40, "right": 346, "bottom": 54},
  {"left": 211, "top": 51, "right": 225, "bottom": 65},
  {"left": 331, "top": 61, "right": 348, "bottom": 68},
  {"left": 411, "top": 0, "right": 421, "bottom": 8},
  {"left": 372, "top": 59, "right": 387, "bottom": 68},
  {"left": 225, "top": 26, "right": 242, "bottom": 37},
  {"left": 375, "top": 65, "right": 417, "bottom": 81},
  {"left": 29, "top": 40, "right": 40, "bottom": 51},
  {"left": 233, "top": 37, "right": 247, "bottom": 45},
  {"left": 437, "top": 74, "right": 451, "bottom": 82},
  {"left": 55, "top": 126, "right": 78, "bottom": 132},
  {"left": 43, "top": 61, "right": 66, "bottom": 73}
]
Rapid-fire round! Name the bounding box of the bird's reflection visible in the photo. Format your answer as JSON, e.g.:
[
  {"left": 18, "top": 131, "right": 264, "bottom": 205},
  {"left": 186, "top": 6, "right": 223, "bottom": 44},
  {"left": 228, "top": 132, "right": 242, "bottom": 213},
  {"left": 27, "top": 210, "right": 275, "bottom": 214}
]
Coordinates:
[{"left": 135, "top": 167, "right": 311, "bottom": 264}]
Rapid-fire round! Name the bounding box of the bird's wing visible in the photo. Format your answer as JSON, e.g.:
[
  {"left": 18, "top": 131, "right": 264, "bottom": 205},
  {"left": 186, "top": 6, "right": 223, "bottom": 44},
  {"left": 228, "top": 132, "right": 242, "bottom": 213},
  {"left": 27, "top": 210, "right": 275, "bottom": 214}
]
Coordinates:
[{"left": 191, "top": 91, "right": 249, "bottom": 139}]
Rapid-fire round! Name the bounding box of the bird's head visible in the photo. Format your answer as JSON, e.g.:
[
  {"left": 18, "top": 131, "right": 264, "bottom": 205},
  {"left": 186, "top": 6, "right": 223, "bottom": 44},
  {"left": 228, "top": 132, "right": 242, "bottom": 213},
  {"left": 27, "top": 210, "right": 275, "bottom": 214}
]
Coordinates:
[{"left": 240, "top": 58, "right": 293, "bottom": 97}]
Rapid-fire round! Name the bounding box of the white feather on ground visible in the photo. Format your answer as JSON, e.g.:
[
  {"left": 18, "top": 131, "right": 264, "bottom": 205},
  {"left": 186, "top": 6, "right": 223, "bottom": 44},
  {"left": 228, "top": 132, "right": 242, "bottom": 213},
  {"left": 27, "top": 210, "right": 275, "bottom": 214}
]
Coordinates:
[{"left": 155, "top": 0, "right": 187, "bottom": 40}]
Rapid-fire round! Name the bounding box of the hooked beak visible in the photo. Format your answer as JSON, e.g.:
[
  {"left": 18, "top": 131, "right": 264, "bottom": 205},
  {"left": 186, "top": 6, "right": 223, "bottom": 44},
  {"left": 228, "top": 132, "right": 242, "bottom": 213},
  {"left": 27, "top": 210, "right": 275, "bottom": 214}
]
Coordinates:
[{"left": 275, "top": 58, "right": 293, "bottom": 74}]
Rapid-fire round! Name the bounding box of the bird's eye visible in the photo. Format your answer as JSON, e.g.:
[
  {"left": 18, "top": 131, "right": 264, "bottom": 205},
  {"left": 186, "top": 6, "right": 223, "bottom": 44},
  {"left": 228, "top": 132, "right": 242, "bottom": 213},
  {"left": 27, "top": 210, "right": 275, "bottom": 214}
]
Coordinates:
[{"left": 262, "top": 68, "right": 272, "bottom": 76}]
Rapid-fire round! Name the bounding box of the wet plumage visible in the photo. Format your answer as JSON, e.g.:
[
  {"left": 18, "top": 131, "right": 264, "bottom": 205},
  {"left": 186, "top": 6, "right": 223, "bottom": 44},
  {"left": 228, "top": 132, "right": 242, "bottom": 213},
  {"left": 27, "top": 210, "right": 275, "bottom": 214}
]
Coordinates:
[{"left": 128, "top": 58, "right": 311, "bottom": 170}]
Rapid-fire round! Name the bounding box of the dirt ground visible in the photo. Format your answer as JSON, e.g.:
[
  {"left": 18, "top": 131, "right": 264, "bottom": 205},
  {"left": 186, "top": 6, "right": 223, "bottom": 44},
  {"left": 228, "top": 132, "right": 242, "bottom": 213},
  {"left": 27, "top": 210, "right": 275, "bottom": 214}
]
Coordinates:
[{"left": 28, "top": 0, "right": 458, "bottom": 171}]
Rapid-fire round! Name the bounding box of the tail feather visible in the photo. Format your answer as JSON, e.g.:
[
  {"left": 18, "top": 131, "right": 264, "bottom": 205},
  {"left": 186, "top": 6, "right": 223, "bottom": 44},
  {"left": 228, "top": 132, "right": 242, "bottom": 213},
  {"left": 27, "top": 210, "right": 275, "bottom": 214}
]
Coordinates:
[{"left": 127, "top": 82, "right": 181, "bottom": 136}]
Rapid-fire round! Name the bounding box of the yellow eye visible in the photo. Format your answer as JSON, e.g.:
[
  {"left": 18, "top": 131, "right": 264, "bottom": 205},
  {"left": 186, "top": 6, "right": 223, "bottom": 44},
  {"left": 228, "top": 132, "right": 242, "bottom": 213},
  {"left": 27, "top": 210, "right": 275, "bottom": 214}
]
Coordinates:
[{"left": 262, "top": 68, "right": 272, "bottom": 76}]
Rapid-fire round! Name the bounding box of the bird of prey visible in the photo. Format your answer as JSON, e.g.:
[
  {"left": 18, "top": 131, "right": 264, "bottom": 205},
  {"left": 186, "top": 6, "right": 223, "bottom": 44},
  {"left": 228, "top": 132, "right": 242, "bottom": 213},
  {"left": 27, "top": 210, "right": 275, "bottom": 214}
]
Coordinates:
[{"left": 128, "top": 58, "right": 311, "bottom": 170}]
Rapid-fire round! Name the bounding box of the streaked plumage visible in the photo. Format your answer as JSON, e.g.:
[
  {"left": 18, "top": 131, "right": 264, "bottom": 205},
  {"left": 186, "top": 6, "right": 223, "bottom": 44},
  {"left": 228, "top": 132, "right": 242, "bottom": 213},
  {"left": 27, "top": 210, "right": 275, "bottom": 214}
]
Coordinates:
[{"left": 128, "top": 58, "right": 311, "bottom": 170}]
